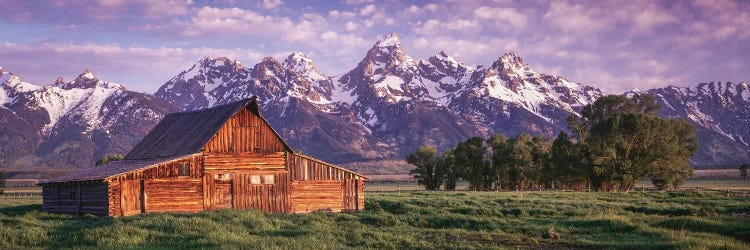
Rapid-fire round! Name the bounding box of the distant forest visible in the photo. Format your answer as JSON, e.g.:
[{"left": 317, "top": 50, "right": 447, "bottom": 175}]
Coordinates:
[{"left": 408, "top": 94, "right": 698, "bottom": 192}]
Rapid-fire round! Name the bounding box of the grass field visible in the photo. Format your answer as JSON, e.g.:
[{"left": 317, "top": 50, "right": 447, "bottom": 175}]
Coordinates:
[
  {"left": 1, "top": 190, "right": 749, "bottom": 249},
  {"left": 365, "top": 178, "right": 750, "bottom": 192}
]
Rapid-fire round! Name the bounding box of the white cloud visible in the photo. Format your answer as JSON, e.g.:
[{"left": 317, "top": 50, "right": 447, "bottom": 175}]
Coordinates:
[
  {"left": 344, "top": 0, "right": 374, "bottom": 5},
  {"left": 261, "top": 0, "right": 283, "bottom": 9},
  {"left": 359, "top": 4, "right": 377, "bottom": 16},
  {"left": 0, "top": 42, "right": 265, "bottom": 93},
  {"left": 543, "top": 2, "right": 608, "bottom": 35},
  {"left": 345, "top": 21, "right": 359, "bottom": 31},
  {"left": 320, "top": 31, "right": 338, "bottom": 40},
  {"left": 328, "top": 10, "right": 357, "bottom": 19},
  {"left": 414, "top": 19, "right": 481, "bottom": 35},
  {"left": 180, "top": 7, "right": 326, "bottom": 43},
  {"left": 474, "top": 7, "right": 528, "bottom": 29}
]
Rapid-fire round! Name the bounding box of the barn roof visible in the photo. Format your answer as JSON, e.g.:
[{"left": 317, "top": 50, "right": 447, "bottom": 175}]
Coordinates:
[
  {"left": 124, "top": 97, "right": 289, "bottom": 160},
  {"left": 39, "top": 154, "right": 199, "bottom": 184}
]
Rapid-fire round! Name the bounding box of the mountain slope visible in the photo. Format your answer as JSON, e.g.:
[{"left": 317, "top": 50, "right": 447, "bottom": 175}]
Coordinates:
[
  {"left": 0, "top": 68, "right": 177, "bottom": 168},
  {"left": 644, "top": 82, "right": 750, "bottom": 164}
]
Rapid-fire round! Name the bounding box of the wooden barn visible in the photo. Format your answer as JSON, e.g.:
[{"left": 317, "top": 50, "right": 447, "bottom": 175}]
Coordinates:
[{"left": 39, "top": 98, "right": 366, "bottom": 216}]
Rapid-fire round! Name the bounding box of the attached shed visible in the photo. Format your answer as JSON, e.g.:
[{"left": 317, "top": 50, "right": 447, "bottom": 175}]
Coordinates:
[{"left": 40, "top": 97, "right": 366, "bottom": 216}]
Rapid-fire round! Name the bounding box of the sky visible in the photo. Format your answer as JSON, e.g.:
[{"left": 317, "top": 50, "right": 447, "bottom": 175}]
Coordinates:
[{"left": 0, "top": 0, "right": 748, "bottom": 94}]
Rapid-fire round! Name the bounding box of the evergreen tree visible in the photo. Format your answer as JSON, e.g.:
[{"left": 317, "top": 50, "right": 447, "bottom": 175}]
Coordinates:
[
  {"left": 407, "top": 146, "right": 445, "bottom": 190},
  {"left": 740, "top": 164, "right": 749, "bottom": 181}
]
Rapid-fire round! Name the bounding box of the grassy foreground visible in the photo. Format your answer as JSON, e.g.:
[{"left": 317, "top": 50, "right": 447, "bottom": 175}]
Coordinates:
[{"left": 1, "top": 191, "right": 749, "bottom": 249}]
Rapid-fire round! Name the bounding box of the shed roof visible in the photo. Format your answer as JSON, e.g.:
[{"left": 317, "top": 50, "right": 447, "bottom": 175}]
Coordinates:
[{"left": 39, "top": 154, "right": 198, "bottom": 184}]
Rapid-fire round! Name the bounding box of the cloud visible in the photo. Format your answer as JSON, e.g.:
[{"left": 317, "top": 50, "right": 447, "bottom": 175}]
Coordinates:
[
  {"left": 261, "top": 0, "right": 283, "bottom": 9},
  {"left": 542, "top": 2, "right": 608, "bottom": 35},
  {"left": 179, "top": 7, "right": 326, "bottom": 43},
  {"left": 1, "top": 0, "right": 749, "bottom": 95},
  {"left": 473, "top": 7, "right": 528, "bottom": 29},
  {"left": 328, "top": 10, "right": 357, "bottom": 19},
  {"left": 344, "top": 0, "right": 374, "bottom": 5},
  {"left": 0, "top": 0, "right": 192, "bottom": 23},
  {"left": 359, "top": 4, "right": 377, "bottom": 16},
  {"left": 414, "top": 19, "right": 481, "bottom": 35},
  {"left": 0, "top": 42, "right": 265, "bottom": 93},
  {"left": 344, "top": 21, "right": 359, "bottom": 31}
]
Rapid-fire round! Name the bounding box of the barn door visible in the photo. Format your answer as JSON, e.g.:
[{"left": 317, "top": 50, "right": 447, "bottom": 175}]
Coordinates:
[
  {"left": 213, "top": 174, "right": 234, "bottom": 209},
  {"left": 121, "top": 180, "right": 144, "bottom": 216}
]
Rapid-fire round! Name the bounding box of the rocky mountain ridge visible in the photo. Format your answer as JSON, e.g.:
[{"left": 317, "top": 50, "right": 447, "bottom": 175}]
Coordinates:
[
  {"left": 0, "top": 68, "right": 176, "bottom": 168},
  {"left": 1, "top": 33, "right": 748, "bottom": 170}
]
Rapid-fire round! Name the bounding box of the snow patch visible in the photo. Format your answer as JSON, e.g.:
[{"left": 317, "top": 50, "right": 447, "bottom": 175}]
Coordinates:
[
  {"left": 373, "top": 75, "right": 405, "bottom": 102},
  {"left": 81, "top": 71, "right": 95, "bottom": 80}
]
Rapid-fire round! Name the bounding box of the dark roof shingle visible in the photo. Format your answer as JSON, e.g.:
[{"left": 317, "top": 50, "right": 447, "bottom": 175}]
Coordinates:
[
  {"left": 40, "top": 154, "right": 198, "bottom": 184},
  {"left": 124, "top": 98, "right": 252, "bottom": 160}
]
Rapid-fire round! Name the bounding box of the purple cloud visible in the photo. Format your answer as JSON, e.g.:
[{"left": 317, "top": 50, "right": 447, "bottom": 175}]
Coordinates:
[{"left": 0, "top": 0, "right": 747, "bottom": 94}]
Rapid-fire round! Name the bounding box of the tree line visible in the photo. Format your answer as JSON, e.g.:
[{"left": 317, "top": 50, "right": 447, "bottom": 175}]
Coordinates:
[{"left": 407, "top": 94, "right": 699, "bottom": 192}]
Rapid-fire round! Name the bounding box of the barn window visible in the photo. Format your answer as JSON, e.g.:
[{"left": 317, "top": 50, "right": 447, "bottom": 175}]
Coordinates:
[
  {"left": 69, "top": 191, "right": 76, "bottom": 199},
  {"left": 263, "top": 175, "right": 275, "bottom": 184},
  {"left": 250, "top": 175, "right": 261, "bottom": 184},
  {"left": 178, "top": 162, "right": 191, "bottom": 177}
]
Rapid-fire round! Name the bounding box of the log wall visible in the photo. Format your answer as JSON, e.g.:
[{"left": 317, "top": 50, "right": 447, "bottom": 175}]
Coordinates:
[
  {"left": 204, "top": 108, "right": 286, "bottom": 154},
  {"left": 287, "top": 153, "right": 365, "bottom": 211},
  {"left": 144, "top": 179, "right": 203, "bottom": 213},
  {"left": 107, "top": 155, "right": 203, "bottom": 216},
  {"left": 290, "top": 180, "right": 343, "bottom": 213},
  {"left": 42, "top": 182, "right": 109, "bottom": 216},
  {"left": 204, "top": 152, "right": 286, "bottom": 170}
]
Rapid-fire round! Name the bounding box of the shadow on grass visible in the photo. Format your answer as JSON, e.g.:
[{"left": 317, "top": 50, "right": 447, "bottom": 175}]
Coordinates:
[{"left": 0, "top": 204, "right": 43, "bottom": 216}]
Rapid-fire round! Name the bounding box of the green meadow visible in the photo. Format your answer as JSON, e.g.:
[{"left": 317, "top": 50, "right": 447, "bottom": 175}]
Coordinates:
[{"left": 1, "top": 190, "right": 749, "bottom": 249}]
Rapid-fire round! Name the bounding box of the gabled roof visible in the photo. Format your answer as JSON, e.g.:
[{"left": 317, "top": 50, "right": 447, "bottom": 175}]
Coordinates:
[
  {"left": 39, "top": 154, "right": 199, "bottom": 184},
  {"left": 125, "top": 97, "right": 289, "bottom": 160}
]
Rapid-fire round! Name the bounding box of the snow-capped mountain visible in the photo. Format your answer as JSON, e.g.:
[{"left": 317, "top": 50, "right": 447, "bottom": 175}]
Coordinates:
[
  {"left": 151, "top": 33, "right": 607, "bottom": 165},
  {"left": 150, "top": 33, "right": 749, "bottom": 167},
  {"left": 448, "top": 51, "right": 602, "bottom": 136},
  {"left": 332, "top": 33, "right": 481, "bottom": 156},
  {"left": 154, "top": 53, "right": 394, "bottom": 163},
  {"left": 1, "top": 33, "right": 747, "bottom": 170},
  {"left": 643, "top": 82, "right": 750, "bottom": 164},
  {"left": 0, "top": 68, "right": 176, "bottom": 168}
]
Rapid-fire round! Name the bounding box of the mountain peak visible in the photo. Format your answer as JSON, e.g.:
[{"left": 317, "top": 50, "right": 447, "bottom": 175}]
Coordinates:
[
  {"left": 197, "top": 56, "right": 243, "bottom": 70},
  {"left": 284, "top": 52, "right": 328, "bottom": 81},
  {"left": 53, "top": 76, "right": 65, "bottom": 86},
  {"left": 261, "top": 56, "right": 281, "bottom": 64},
  {"left": 77, "top": 69, "right": 96, "bottom": 80},
  {"left": 361, "top": 32, "right": 413, "bottom": 69},
  {"left": 499, "top": 51, "right": 524, "bottom": 65},
  {"left": 62, "top": 69, "right": 124, "bottom": 90},
  {"left": 492, "top": 50, "right": 531, "bottom": 75},
  {"left": 431, "top": 51, "right": 461, "bottom": 66},
  {"left": 286, "top": 52, "right": 313, "bottom": 65},
  {"left": 376, "top": 33, "right": 401, "bottom": 48}
]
